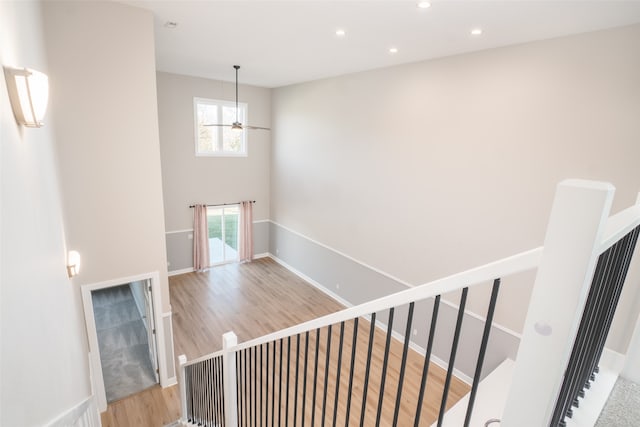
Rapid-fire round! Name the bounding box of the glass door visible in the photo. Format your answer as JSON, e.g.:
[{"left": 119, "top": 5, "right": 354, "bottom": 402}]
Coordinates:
[{"left": 207, "top": 205, "right": 240, "bottom": 265}]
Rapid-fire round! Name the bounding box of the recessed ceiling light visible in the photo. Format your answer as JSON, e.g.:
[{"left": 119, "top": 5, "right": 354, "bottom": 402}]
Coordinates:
[
  {"left": 389, "top": 47, "right": 398, "bottom": 54},
  {"left": 336, "top": 29, "right": 346, "bottom": 37},
  {"left": 164, "top": 21, "right": 178, "bottom": 29},
  {"left": 471, "top": 28, "right": 483, "bottom": 36},
  {"left": 417, "top": 1, "right": 431, "bottom": 9}
]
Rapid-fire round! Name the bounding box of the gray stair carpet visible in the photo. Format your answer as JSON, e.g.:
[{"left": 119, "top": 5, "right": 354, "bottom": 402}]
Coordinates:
[
  {"left": 92, "top": 284, "right": 157, "bottom": 402},
  {"left": 595, "top": 377, "right": 640, "bottom": 426}
]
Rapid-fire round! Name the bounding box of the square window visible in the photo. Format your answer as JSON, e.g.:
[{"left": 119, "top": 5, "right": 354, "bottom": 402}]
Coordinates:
[{"left": 194, "top": 98, "right": 247, "bottom": 157}]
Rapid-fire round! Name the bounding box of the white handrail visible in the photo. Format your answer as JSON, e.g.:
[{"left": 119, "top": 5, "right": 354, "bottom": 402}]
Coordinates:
[
  {"left": 599, "top": 203, "right": 640, "bottom": 253},
  {"left": 185, "top": 246, "right": 543, "bottom": 366}
]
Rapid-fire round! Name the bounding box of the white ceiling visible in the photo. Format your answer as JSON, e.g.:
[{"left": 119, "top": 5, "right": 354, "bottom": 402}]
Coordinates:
[{"left": 122, "top": 1, "right": 640, "bottom": 88}]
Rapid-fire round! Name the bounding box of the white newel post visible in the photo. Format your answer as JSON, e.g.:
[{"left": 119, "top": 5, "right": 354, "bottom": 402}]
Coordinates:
[
  {"left": 223, "top": 332, "right": 238, "bottom": 427},
  {"left": 178, "top": 354, "right": 188, "bottom": 423},
  {"left": 501, "top": 180, "right": 615, "bottom": 427}
]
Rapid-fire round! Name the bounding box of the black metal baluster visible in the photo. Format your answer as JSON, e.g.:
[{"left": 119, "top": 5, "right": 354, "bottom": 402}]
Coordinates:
[
  {"left": 237, "top": 352, "right": 243, "bottom": 427},
  {"left": 414, "top": 295, "right": 441, "bottom": 427},
  {"left": 332, "top": 322, "right": 345, "bottom": 427},
  {"left": 392, "top": 303, "right": 415, "bottom": 427},
  {"left": 321, "top": 324, "right": 333, "bottom": 427},
  {"left": 271, "top": 341, "right": 276, "bottom": 427},
  {"left": 278, "top": 339, "right": 283, "bottom": 426},
  {"left": 212, "top": 359, "right": 217, "bottom": 426},
  {"left": 551, "top": 245, "right": 616, "bottom": 425},
  {"left": 259, "top": 344, "right": 263, "bottom": 427},
  {"left": 265, "top": 342, "right": 270, "bottom": 427},
  {"left": 215, "top": 357, "right": 224, "bottom": 426},
  {"left": 286, "top": 336, "right": 291, "bottom": 426},
  {"left": 250, "top": 347, "right": 254, "bottom": 427},
  {"left": 464, "top": 279, "right": 501, "bottom": 427},
  {"left": 344, "top": 318, "right": 359, "bottom": 427},
  {"left": 359, "top": 312, "right": 377, "bottom": 427},
  {"left": 244, "top": 349, "right": 249, "bottom": 427},
  {"left": 186, "top": 365, "right": 192, "bottom": 422},
  {"left": 254, "top": 346, "right": 258, "bottom": 427},
  {"left": 437, "top": 287, "right": 468, "bottom": 427},
  {"left": 302, "top": 331, "right": 310, "bottom": 427},
  {"left": 375, "top": 308, "right": 395, "bottom": 427},
  {"left": 294, "top": 334, "right": 301, "bottom": 426},
  {"left": 311, "top": 328, "right": 321, "bottom": 427}
]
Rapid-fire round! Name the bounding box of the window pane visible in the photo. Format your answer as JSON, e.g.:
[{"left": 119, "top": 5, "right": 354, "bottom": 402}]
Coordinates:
[
  {"left": 222, "top": 106, "right": 244, "bottom": 152},
  {"left": 207, "top": 208, "right": 223, "bottom": 264},
  {"left": 224, "top": 206, "right": 240, "bottom": 253},
  {"left": 197, "top": 103, "right": 218, "bottom": 153}
]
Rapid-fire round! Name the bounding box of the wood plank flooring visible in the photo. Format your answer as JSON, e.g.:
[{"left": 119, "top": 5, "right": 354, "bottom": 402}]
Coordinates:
[{"left": 101, "top": 257, "right": 470, "bottom": 426}]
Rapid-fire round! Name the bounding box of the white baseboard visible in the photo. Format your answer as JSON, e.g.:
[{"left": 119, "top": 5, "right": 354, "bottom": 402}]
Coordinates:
[
  {"left": 169, "top": 267, "right": 194, "bottom": 277},
  {"left": 253, "top": 252, "right": 269, "bottom": 259},
  {"left": 268, "top": 254, "right": 353, "bottom": 308}
]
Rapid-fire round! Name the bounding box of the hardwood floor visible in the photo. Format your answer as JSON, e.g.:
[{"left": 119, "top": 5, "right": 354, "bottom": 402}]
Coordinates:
[{"left": 101, "top": 257, "right": 470, "bottom": 426}]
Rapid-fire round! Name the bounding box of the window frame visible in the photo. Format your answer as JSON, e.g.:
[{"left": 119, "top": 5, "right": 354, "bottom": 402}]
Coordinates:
[{"left": 193, "top": 97, "right": 248, "bottom": 157}]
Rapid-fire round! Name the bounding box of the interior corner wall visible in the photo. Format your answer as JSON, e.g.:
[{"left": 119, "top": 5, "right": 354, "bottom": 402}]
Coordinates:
[
  {"left": 270, "top": 24, "right": 640, "bottom": 354},
  {"left": 41, "top": 0, "right": 175, "bottom": 377},
  {"left": 0, "top": 2, "right": 91, "bottom": 425},
  {"left": 156, "top": 72, "right": 271, "bottom": 272}
]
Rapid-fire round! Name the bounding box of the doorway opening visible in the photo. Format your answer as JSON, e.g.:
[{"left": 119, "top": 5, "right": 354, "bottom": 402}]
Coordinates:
[
  {"left": 82, "top": 274, "right": 164, "bottom": 410},
  {"left": 91, "top": 281, "right": 159, "bottom": 402},
  {"left": 207, "top": 204, "right": 240, "bottom": 265}
]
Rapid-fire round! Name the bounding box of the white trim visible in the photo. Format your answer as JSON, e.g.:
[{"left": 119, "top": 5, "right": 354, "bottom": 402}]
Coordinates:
[
  {"left": 270, "top": 220, "right": 416, "bottom": 289},
  {"left": 252, "top": 219, "right": 270, "bottom": 224},
  {"left": 81, "top": 271, "right": 170, "bottom": 412},
  {"left": 45, "top": 396, "right": 100, "bottom": 427},
  {"left": 270, "top": 220, "right": 525, "bottom": 340},
  {"left": 253, "top": 252, "right": 269, "bottom": 259},
  {"left": 269, "top": 254, "right": 353, "bottom": 308},
  {"left": 169, "top": 267, "right": 195, "bottom": 276},
  {"left": 162, "top": 311, "right": 178, "bottom": 386},
  {"left": 194, "top": 97, "right": 248, "bottom": 157},
  {"left": 599, "top": 203, "right": 640, "bottom": 253},
  {"left": 166, "top": 229, "right": 193, "bottom": 235}
]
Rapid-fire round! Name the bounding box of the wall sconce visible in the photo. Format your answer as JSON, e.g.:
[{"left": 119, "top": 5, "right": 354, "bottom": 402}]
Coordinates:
[
  {"left": 3, "top": 66, "right": 49, "bottom": 127},
  {"left": 67, "top": 250, "right": 81, "bottom": 278}
]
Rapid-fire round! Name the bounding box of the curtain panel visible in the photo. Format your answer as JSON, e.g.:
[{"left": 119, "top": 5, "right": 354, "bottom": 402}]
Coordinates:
[
  {"left": 193, "top": 204, "right": 210, "bottom": 271},
  {"left": 239, "top": 201, "right": 254, "bottom": 263}
]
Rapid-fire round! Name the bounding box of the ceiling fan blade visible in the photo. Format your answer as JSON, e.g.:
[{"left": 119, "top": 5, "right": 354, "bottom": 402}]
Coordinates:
[
  {"left": 244, "top": 125, "right": 271, "bottom": 131},
  {"left": 203, "top": 124, "right": 232, "bottom": 127}
]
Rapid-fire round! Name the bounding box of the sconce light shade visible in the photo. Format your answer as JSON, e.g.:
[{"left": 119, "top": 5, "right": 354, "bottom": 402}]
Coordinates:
[
  {"left": 67, "top": 250, "right": 81, "bottom": 278},
  {"left": 3, "top": 66, "right": 49, "bottom": 127}
]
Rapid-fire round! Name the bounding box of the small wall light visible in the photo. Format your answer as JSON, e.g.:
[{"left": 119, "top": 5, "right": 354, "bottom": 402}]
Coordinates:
[
  {"left": 67, "top": 250, "right": 81, "bottom": 278},
  {"left": 3, "top": 66, "right": 49, "bottom": 127}
]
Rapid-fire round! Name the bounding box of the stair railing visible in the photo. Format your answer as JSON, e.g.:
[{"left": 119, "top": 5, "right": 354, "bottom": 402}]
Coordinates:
[
  {"left": 502, "top": 180, "right": 640, "bottom": 426},
  {"left": 178, "top": 179, "right": 640, "bottom": 427},
  {"left": 178, "top": 243, "right": 542, "bottom": 426}
]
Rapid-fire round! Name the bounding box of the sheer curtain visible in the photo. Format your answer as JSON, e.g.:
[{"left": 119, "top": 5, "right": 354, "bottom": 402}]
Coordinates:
[
  {"left": 193, "top": 204, "right": 210, "bottom": 271},
  {"left": 239, "top": 201, "right": 254, "bottom": 263}
]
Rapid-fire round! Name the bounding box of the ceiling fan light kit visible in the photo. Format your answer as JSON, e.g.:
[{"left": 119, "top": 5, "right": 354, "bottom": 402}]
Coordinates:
[{"left": 204, "top": 65, "right": 271, "bottom": 131}]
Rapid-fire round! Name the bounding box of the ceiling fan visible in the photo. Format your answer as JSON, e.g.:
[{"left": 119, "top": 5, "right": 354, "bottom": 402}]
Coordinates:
[{"left": 204, "top": 65, "right": 270, "bottom": 131}]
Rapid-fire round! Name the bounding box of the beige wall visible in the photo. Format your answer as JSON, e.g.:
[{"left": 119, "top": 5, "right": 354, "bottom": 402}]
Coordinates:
[
  {"left": 157, "top": 71, "right": 271, "bottom": 232},
  {"left": 271, "top": 24, "right": 640, "bottom": 350},
  {"left": 42, "top": 1, "right": 171, "bottom": 312},
  {"left": 0, "top": 2, "right": 91, "bottom": 425}
]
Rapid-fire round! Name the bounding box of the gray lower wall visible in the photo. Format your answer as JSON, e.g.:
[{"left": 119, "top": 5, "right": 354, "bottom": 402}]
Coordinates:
[
  {"left": 166, "top": 221, "right": 270, "bottom": 272},
  {"left": 269, "top": 221, "right": 520, "bottom": 380}
]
